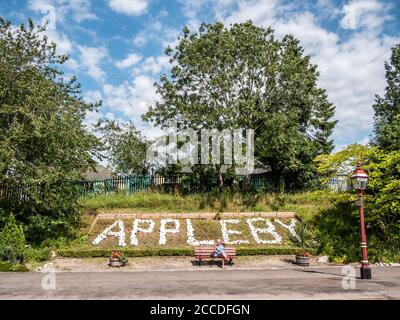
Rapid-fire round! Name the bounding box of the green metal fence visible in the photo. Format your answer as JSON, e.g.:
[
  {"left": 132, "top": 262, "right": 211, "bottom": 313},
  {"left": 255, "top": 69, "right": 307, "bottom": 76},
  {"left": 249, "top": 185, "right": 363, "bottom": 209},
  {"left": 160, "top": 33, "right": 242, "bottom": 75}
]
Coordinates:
[
  {"left": 0, "top": 173, "right": 284, "bottom": 202},
  {"left": 76, "top": 173, "right": 279, "bottom": 197}
]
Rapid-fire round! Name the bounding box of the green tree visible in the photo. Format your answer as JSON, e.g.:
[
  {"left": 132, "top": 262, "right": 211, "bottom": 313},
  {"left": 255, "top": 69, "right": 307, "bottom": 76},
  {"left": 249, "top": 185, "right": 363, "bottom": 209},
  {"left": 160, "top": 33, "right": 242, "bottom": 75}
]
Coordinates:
[
  {"left": 0, "top": 19, "right": 100, "bottom": 241},
  {"left": 96, "top": 120, "right": 150, "bottom": 175},
  {"left": 364, "top": 149, "right": 400, "bottom": 247},
  {"left": 0, "top": 214, "right": 26, "bottom": 263},
  {"left": 143, "top": 21, "right": 337, "bottom": 189},
  {"left": 313, "top": 147, "right": 400, "bottom": 261},
  {"left": 373, "top": 44, "right": 400, "bottom": 151},
  {"left": 314, "top": 144, "right": 371, "bottom": 185}
]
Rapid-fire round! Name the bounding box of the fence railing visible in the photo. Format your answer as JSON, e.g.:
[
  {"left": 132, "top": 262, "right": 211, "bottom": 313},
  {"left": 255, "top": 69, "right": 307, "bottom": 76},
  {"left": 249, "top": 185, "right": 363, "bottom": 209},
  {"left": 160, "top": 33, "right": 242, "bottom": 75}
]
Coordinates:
[
  {"left": 0, "top": 184, "right": 35, "bottom": 203},
  {"left": 76, "top": 173, "right": 278, "bottom": 197},
  {"left": 1, "top": 173, "right": 346, "bottom": 203}
]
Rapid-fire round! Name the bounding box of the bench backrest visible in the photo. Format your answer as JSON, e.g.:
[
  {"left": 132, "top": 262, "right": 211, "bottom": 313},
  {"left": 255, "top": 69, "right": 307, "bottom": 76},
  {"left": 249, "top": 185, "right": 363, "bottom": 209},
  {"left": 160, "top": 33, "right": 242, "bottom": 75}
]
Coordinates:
[{"left": 194, "top": 246, "right": 236, "bottom": 255}]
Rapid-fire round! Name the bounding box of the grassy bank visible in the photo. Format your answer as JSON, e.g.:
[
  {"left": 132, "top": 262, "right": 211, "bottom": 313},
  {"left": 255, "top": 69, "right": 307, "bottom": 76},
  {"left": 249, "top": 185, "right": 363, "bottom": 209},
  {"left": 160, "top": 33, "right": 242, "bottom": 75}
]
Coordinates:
[
  {"left": 76, "top": 190, "right": 400, "bottom": 263},
  {"left": 79, "top": 190, "right": 336, "bottom": 221},
  {"left": 87, "top": 217, "right": 296, "bottom": 248}
]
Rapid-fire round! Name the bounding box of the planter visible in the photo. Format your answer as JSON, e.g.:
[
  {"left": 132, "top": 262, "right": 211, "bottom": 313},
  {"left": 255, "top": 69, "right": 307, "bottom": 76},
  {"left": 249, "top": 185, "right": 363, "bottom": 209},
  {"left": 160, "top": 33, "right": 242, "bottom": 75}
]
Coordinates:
[
  {"left": 295, "top": 255, "right": 310, "bottom": 266},
  {"left": 109, "top": 258, "right": 122, "bottom": 267}
]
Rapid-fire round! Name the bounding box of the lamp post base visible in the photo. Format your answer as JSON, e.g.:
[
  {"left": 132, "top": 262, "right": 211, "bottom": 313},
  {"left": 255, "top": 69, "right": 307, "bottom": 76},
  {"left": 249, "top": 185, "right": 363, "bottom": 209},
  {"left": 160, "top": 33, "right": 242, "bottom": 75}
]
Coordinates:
[{"left": 360, "top": 266, "right": 372, "bottom": 280}]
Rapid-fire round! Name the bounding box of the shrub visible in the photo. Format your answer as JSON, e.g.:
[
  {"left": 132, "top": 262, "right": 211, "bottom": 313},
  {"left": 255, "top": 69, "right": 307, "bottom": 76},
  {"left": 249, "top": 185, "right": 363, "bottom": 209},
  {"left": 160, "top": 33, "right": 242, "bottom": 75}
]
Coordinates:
[
  {"left": 0, "top": 19, "right": 99, "bottom": 243},
  {"left": 24, "top": 246, "right": 52, "bottom": 262},
  {"left": 0, "top": 261, "right": 29, "bottom": 272},
  {"left": 365, "top": 149, "right": 400, "bottom": 246},
  {"left": 311, "top": 195, "right": 361, "bottom": 263},
  {"left": 0, "top": 214, "right": 26, "bottom": 263},
  {"left": 56, "top": 246, "right": 302, "bottom": 258}
]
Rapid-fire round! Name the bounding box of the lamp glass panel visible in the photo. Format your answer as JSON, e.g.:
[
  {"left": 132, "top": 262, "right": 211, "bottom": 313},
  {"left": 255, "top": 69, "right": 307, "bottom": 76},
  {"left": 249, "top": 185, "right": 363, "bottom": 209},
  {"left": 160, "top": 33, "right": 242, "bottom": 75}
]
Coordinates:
[{"left": 353, "top": 177, "right": 368, "bottom": 190}]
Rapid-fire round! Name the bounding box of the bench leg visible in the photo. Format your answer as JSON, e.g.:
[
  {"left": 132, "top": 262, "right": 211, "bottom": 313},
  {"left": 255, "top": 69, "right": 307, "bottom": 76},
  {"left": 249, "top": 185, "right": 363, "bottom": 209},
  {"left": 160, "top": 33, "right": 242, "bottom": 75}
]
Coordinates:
[{"left": 198, "top": 259, "right": 202, "bottom": 266}]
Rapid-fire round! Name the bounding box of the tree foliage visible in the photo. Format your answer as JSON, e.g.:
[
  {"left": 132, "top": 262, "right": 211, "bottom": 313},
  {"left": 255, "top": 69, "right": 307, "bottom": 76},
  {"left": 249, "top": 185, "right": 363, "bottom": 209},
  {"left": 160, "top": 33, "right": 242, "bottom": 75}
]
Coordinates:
[
  {"left": 0, "top": 19, "right": 100, "bottom": 241},
  {"left": 143, "top": 21, "right": 337, "bottom": 189},
  {"left": 315, "top": 143, "right": 400, "bottom": 253},
  {"left": 364, "top": 148, "right": 400, "bottom": 246},
  {"left": 0, "top": 214, "right": 26, "bottom": 263},
  {"left": 314, "top": 144, "right": 371, "bottom": 185},
  {"left": 96, "top": 120, "right": 150, "bottom": 175},
  {"left": 373, "top": 43, "right": 400, "bottom": 151}
]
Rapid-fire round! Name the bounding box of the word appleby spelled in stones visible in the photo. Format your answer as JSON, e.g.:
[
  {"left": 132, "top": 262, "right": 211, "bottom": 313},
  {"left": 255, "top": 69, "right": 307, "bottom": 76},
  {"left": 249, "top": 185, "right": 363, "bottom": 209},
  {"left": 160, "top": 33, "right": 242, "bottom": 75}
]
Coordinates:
[
  {"left": 92, "top": 218, "right": 299, "bottom": 247},
  {"left": 92, "top": 220, "right": 126, "bottom": 246}
]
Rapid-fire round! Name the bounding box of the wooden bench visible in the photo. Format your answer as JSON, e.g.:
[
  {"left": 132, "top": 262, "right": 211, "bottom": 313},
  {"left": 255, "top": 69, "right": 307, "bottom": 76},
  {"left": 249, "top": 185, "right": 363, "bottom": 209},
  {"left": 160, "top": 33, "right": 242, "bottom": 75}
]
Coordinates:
[{"left": 194, "top": 246, "right": 236, "bottom": 266}]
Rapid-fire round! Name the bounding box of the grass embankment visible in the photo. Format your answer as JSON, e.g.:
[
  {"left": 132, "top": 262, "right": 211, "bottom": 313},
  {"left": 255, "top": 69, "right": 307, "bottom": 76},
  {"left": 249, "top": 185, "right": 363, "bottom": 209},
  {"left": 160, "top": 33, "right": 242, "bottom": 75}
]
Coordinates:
[
  {"left": 75, "top": 190, "right": 400, "bottom": 263},
  {"left": 7, "top": 190, "right": 395, "bottom": 264},
  {"left": 57, "top": 216, "right": 304, "bottom": 258},
  {"left": 89, "top": 217, "right": 294, "bottom": 247},
  {"left": 79, "top": 190, "right": 334, "bottom": 221},
  {"left": 54, "top": 191, "right": 335, "bottom": 259}
]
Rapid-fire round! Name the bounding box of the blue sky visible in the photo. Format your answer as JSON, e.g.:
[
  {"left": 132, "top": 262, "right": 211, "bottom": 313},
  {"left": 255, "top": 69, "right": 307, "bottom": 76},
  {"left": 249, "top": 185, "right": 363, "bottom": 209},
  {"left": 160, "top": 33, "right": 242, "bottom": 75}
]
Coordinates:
[{"left": 1, "top": 0, "right": 399, "bottom": 151}]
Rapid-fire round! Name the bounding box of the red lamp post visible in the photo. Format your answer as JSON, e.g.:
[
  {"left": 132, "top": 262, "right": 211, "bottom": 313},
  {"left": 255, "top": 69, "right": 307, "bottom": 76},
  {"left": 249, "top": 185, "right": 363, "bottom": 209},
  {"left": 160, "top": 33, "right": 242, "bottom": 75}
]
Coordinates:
[{"left": 351, "top": 163, "right": 372, "bottom": 280}]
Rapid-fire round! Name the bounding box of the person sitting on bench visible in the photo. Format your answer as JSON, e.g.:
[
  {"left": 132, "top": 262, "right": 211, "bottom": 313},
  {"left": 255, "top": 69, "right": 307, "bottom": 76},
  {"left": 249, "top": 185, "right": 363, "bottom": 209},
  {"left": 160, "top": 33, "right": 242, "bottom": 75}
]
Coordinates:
[{"left": 213, "top": 239, "right": 229, "bottom": 269}]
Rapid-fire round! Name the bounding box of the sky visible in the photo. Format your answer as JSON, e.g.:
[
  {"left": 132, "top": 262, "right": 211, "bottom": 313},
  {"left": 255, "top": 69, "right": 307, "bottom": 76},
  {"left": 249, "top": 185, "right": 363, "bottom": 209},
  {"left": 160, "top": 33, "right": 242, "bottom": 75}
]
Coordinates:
[{"left": 1, "top": 0, "right": 399, "bottom": 152}]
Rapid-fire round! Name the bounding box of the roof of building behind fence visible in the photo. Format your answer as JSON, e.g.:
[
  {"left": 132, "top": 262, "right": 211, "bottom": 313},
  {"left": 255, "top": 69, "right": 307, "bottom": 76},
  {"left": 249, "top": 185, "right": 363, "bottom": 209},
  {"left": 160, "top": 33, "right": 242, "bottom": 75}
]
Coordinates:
[{"left": 84, "top": 165, "right": 114, "bottom": 180}]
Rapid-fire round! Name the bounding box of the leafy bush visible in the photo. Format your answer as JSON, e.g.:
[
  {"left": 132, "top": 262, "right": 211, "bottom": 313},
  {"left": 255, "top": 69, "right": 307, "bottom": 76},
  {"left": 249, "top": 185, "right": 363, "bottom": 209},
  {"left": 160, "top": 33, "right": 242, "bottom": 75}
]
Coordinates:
[
  {"left": 313, "top": 145, "right": 400, "bottom": 262},
  {"left": 58, "top": 248, "right": 194, "bottom": 258},
  {"left": 311, "top": 196, "right": 361, "bottom": 263},
  {"left": 314, "top": 144, "right": 370, "bottom": 186},
  {"left": 294, "top": 222, "right": 318, "bottom": 256},
  {"left": 0, "top": 19, "right": 100, "bottom": 242},
  {"left": 0, "top": 214, "right": 26, "bottom": 263},
  {"left": 0, "top": 261, "right": 29, "bottom": 272},
  {"left": 365, "top": 149, "right": 400, "bottom": 247},
  {"left": 57, "top": 246, "right": 302, "bottom": 258},
  {"left": 236, "top": 247, "right": 307, "bottom": 256},
  {"left": 0, "top": 208, "right": 9, "bottom": 230},
  {"left": 24, "top": 246, "right": 52, "bottom": 262}
]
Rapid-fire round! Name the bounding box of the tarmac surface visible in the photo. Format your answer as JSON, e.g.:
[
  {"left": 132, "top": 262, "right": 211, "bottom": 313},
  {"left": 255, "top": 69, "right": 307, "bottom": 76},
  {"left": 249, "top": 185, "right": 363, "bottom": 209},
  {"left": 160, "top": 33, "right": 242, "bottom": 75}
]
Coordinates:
[{"left": 1, "top": 266, "right": 400, "bottom": 299}]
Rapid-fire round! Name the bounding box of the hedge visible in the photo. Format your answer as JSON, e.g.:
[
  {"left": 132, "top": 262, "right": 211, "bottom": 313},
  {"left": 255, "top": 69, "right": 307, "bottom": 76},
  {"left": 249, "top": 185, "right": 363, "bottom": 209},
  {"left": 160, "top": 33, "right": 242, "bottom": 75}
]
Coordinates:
[
  {"left": 57, "top": 246, "right": 306, "bottom": 258},
  {"left": 0, "top": 261, "right": 29, "bottom": 272}
]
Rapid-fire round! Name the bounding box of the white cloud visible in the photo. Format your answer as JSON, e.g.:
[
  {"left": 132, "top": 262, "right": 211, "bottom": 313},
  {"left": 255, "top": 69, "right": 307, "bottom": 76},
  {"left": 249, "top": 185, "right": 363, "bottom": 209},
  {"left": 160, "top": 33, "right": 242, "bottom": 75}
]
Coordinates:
[
  {"left": 133, "top": 33, "right": 147, "bottom": 47},
  {"left": 340, "top": 0, "right": 389, "bottom": 30},
  {"left": 64, "top": 57, "right": 79, "bottom": 70},
  {"left": 315, "top": 0, "right": 342, "bottom": 21},
  {"left": 83, "top": 110, "right": 102, "bottom": 128},
  {"left": 78, "top": 45, "right": 108, "bottom": 82},
  {"left": 45, "top": 29, "right": 73, "bottom": 55},
  {"left": 102, "top": 74, "right": 157, "bottom": 119},
  {"left": 84, "top": 90, "right": 103, "bottom": 104},
  {"left": 28, "top": 0, "right": 97, "bottom": 24},
  {"left": 107, "top": 0, "right": 148, "bottom": 16},
  {"left": 223, "top": 0, "right": 278, "bottom": 25},
  {"left": 99, "top": 74, "right": 172, "bottom": 140},
  {"left": 115, "top": 53, "right": 142, "bottom": 69},
  {"left": 132, "top": 14, "right": 180, "bottom": 48},
  {"left": 137, "top": 55, "right": 170, "bottom": 75}
]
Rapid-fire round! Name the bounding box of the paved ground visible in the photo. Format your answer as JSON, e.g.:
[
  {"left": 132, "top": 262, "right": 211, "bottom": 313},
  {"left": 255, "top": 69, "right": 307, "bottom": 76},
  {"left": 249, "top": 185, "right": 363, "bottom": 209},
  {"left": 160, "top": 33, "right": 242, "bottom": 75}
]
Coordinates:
[
  {"left": 38, "top": 255, "right": 328, "bottom": 272},
  {"left": 1, "top": 266, "right": 400, "bottom": 299}
]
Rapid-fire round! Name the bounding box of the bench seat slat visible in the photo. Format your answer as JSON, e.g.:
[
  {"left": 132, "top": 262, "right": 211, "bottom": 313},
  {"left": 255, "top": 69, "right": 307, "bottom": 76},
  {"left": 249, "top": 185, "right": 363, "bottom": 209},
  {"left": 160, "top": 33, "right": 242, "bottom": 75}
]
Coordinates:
[{"left": 194, "top": 246, "right": 237, "bottom": 265}]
